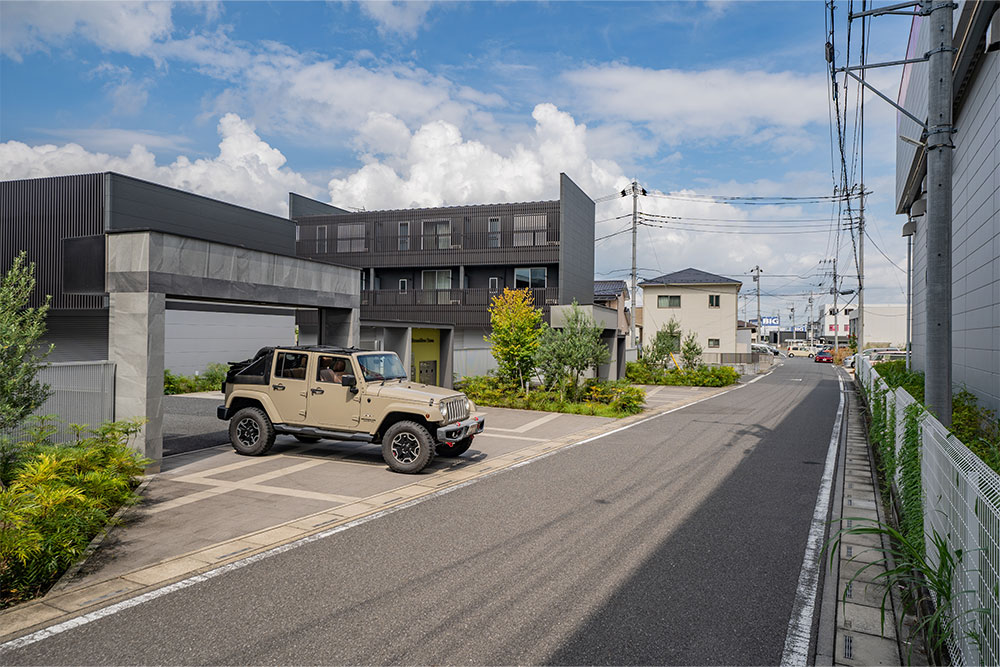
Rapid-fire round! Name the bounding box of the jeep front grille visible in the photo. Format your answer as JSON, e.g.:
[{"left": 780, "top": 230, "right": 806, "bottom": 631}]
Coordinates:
[{"left": 442, "top": 397, "right": 468, "bottom": 423}]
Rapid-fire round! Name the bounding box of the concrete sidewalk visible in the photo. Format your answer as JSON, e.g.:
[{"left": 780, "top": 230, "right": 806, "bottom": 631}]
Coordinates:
[
  {"left": 1, "top": 385, "right": 729, "bottom": 642},
  {"left": 816, "top": 371, "right": 904, "bottom": 666}
]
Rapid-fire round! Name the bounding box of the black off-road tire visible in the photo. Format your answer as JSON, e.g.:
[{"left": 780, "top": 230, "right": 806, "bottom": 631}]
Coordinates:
[
  {"left": 294, "top": 435, "right": 321, "bottom": 443},
  {"left": 229, "top": 407, "right": 276, "bottom": 456},
  {"left": 382, "top": 421, "right": 435, "bottom": 473},
  {"left": 436, "top": 436, "right": 474, "bottom": 458}
]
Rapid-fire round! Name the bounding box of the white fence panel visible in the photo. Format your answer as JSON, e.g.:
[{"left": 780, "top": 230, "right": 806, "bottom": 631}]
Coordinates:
[{"left": 860, "top": 357, "right": 999, "bottom": 666}]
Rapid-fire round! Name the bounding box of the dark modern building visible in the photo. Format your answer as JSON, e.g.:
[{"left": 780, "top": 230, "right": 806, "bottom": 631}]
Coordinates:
[
  {"left": 292, "top": 173, "right": 596, "bottom": 379},
  {"left": 1, "top": 172, "right": 359, "bottom": 465}
]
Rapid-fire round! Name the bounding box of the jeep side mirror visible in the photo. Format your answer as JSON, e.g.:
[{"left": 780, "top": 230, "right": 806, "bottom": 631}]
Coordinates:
[{"left": 341, "top": 374, "right": 358, "bottom": 391}]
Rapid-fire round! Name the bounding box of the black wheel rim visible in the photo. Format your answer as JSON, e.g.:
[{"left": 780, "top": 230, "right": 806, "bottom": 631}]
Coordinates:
[
  {"left": 390, "top": 432, "right": 420, "bottom": 464},
  {"left": 236, "top": 417, "right": 260, "bottom": 447}
]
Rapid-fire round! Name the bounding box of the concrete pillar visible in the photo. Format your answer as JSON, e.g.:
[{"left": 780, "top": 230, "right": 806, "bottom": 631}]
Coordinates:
[
  {"left": 440, "top": 328, "right": 455, "bottom": 389},
  {"left": 109, "top": 292, "right": 165, "bottom": 471},
  {"left": 319, "top": 307, "right": 360, "bottom": 347}
]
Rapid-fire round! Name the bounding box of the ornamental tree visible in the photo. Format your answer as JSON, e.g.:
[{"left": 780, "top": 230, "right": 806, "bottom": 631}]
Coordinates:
[
  {"left": 646, "top": 318, "right": 682, "bottom": 369},
  {"left": 680, "top": 332, "right": 703, "bottom": 369},
  {"left": 486, "top": 288, "right": 543, "bottom": 387},
  {"left": 0, "top": 251, "right": 52, "bottom": 433}
]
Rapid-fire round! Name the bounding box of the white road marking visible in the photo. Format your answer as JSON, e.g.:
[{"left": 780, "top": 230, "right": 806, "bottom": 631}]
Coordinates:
[
  {"left": 1, "top": 375, "right": 765, "bottom": 654},
  {"left": 780, "top": 371, "right": 846, "bottom": 665}
]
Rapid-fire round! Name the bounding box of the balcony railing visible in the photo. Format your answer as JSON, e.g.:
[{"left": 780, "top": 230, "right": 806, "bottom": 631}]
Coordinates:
[
  {"left": 297, "top": 230, "right": 561, "bottom": 267},
  {"left": 361, "top": 287, "right": 559, "bottom": 326}
]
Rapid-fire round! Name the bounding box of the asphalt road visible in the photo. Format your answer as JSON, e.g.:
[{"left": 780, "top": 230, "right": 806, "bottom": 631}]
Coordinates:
[{"left": 5, "top": 359, "right": 841, "bottom": 665}]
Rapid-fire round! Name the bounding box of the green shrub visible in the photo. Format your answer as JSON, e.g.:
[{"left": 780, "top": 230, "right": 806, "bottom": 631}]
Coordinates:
[
  {"left": 164, "top": 362, "right": 230, "bottom": 395},
  {"left": 626, "top": 362, "right": 739, "bottom": 387},
  {"left": 0, "top": 418, "right": 148, "bottom": 606},
  {"left": 459, "top": 375, "right": 644, "bottom": 417}
]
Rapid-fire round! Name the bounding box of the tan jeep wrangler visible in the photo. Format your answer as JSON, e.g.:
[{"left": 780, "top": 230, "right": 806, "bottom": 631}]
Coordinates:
[{"left": 217, "top": 346, "right": 484, "bottom": 473}]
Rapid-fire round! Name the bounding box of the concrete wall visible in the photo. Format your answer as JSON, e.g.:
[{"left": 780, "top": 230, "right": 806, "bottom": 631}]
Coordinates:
[
  {"left": 642, "top": 284, "right": 740, "bottom": 354},
  {"left": 558, "top": 173, "right": 596, "bottom": 306},
  {"left": 164, "top": 303, "right": 296, "bottom": 375}
]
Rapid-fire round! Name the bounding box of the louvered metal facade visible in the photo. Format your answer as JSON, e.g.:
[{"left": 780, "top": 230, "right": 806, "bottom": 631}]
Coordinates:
[{"left": 1, "top": 173, "right": 106, "bottom": 310}]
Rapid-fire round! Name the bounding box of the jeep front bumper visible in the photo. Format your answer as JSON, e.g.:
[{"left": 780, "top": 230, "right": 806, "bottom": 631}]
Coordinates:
[{"left": 436, "top": 414, "right": 485, "bottom": 443}]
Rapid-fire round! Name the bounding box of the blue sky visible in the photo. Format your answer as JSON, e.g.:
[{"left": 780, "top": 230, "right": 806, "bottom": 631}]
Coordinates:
[{"left": 1, "top": 1, "right": 913, "bottom": 322}]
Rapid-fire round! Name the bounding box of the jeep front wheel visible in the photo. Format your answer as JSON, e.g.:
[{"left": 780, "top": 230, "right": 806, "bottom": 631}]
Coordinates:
[
  {"left": 436, "top": 436, "right": 473, "bottom": 458},
  {"left": 382, "top": 421, "right": 434, "bottom": 473},
  {"left": 229, "top": 407, "right": 276, "bottom": 456}
]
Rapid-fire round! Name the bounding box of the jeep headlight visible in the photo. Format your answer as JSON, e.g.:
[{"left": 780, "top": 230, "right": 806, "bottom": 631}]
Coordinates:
[
  {"left": 465, "top": 397, "right": 474, "bottom": 413},
  {"left": 438, "top": 403, "right": 449, "bottom": 420}
]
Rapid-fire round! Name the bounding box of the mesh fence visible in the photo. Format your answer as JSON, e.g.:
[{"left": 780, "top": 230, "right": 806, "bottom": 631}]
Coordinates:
[
  {"left": 859, "top": 357, "right": 999, "bottom": 666},
  {"left": 3, "top": 361, "right": 116, "bottom": 444}
]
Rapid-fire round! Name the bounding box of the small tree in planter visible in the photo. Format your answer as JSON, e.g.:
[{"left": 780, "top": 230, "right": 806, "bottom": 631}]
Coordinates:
[
  {"left": 680, "top": 333, "right": 703, "bottom": 369},
  {"left": 486, "top": 288, "right": 543, "bottom": 389},
  {"left": 645, "top": 319, "right": 681, "bottom": 369},
  {"left": 534, "top": 303, "right": 610, "bottom": 400}
]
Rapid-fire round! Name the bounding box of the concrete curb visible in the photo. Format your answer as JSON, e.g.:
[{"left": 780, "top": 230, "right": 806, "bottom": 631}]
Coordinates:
[{"left": 1, "top": 384, "right": 737, "bottom": 645}]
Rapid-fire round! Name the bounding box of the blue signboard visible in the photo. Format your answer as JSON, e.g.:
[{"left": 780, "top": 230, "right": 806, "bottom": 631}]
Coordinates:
[{"left": 761, "top": 316, "right": 780, "bottom": 326}]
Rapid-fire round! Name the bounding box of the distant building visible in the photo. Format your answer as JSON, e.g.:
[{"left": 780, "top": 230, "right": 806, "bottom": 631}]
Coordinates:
[
  {"left": 292, "top": 173, "right": 596, "bottom": 381},
  {"left": 593, "top": 279, "right": 633, "bottom": 342},
  {"left": 850, "top": 305, "right": 906, "bottom": 349},
  {"left": 639, "top": 268, "right": 742, "bottom": 355},
  {"left": 816, "top": 303, "right": 856, "bottom": 344},
  {"left": 895, "top": 2, "right": 999, "bottom": 412}
]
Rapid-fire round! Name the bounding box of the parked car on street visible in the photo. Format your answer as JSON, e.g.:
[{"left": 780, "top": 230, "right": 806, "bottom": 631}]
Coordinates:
[
  {"left": 785, "top": 344, "right": 819, "bottom": 358},
  {"left": 870, "top": 350, "right": 908, "bottom": 364},
  {"left": 814, "top": 349, "right": 834, "bottom": 363},
  {"left": 218, "top": 345, "right": 485, "bottom": 473},
  {"left": 844, "top": 347, "right": 903, "bottom": 368}
]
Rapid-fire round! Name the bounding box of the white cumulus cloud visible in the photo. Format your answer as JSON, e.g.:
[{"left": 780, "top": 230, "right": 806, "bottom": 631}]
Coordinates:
[{"left": 0, "top": 114, "right": 319, "bottom": 216}]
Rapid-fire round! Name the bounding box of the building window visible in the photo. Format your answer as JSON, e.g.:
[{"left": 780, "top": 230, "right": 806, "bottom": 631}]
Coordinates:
[
  {"left": 489, "top": 276, "right": 499, "bottom": 292},
  {"left": 708, "top": 338, "right": 720, "bottom": 348},
  {"left": 398, "top": 222, "right": 409, "bottom": 251},
  {"left": 337, "top": 223, "right": 365, "bottom": 252},
  {"left": 514, "top": 267, "right": 547, "bottom": 289},
  {"left": 658, "top": 295, "right": 681, "bottom": 308},
  {"left": 709, "top": 294, "right": 720, "bottom": 308},
  {"left": 513, "top": 214, "right": 547, "bottom": 246},
  {"left": 316, "top": 225, "right": 327, "bottom": 254},
  {"left": 398, "top": 278, "right": 408, "bottom": 293},
  {"left": 422, "top": 219, "right": 451, "bottom": 250},
  {"left": 488, "top": 217, "right": 501, "bottom": 248},
  {"left": 422, "top": 270, "right": 452, "bottom": 305}
]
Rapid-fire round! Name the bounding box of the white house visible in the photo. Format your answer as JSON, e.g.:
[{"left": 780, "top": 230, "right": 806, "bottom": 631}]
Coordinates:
[{"left": 639, "top": 268, "right": 742, "bottom": 355}]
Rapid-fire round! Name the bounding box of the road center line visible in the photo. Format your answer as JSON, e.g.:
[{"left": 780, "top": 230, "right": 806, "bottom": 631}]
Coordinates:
[{"left": 780, "top": 371, "right": 846, "bottom": 665}]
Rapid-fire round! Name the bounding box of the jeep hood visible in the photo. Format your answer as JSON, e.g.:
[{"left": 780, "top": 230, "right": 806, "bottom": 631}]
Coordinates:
[{"left": 366, "top": 381, "right": 463, "bottom": 404}]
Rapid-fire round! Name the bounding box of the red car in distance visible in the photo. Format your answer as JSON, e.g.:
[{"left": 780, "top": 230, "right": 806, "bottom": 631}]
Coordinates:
[{"left": 814, "top": 349, "right": 834, "bottom": 363}]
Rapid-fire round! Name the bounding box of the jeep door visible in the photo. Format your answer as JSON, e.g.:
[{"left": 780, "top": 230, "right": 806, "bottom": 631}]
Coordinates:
[
  {"left": 308, "top": 354, "right": 361, "bottom": 430},
  {"left": 270, "top": 350, "right": 310, "bottom": 424}
]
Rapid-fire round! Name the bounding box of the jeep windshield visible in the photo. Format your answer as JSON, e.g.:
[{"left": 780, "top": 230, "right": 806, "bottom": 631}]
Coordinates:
[{"left": 357, "top": 352, "right": 407, "bottom": 381}]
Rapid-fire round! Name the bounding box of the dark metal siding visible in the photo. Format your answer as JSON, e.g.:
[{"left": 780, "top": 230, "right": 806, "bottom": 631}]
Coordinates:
[
  {"left": 294, "top": 201, "right": 561, "bottom": 268},
  {"left": 42, "top": 311, "right": 109, "bottom": 361},
  {"left": 289, "top": 192, "right": 350, "bottom": 218},
  {"left": 107, "top": 173, "right": 296, "bottom": 255},
  {"left": 558, "top": 173, "right": 596, "bottom": 305},
  {"left": 1, "top": 173, "right": 106, "bottom": 310}
]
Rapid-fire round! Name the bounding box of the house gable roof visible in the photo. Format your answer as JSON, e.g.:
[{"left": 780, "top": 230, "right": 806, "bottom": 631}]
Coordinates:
[
  {"left": 594, "top": 280, "right": 629, "bottom": 299},
  {"left": 639, "top": 267, "right": 742, "bottom": 288}
]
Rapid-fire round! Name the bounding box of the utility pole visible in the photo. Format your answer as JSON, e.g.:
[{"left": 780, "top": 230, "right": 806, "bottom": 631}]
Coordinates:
[
  {"left": 808, "top": 292, "right": 814, "bottom": 341},
  {"left": 751, "top": 265, "right": 762, "bottom": 343},
  {"left": 626, "top": 180, "right": 644, "bottom": 355},
  {"left": 924, "top": 0, "right": 954, "bottom": 426},
  {"left": 790, "top": 306, "right": 796, "bottom": 341},
  {"left": 833, "top": 256, "right": 839, "bottom": 354},
  {"left": 857, "top": 184, "right": 865, "bottom": 354}
]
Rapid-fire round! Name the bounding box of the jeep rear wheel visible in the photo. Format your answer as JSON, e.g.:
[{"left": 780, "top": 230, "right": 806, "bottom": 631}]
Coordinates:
[
  {"left": 229, "top": 407, "right": 275, "bottom": 456},
  {"left": 436, "top": 436, "right": 473, "bottom": 458},
  {"left": 382, "top": 421, "right": 434, "bottom": 473}
]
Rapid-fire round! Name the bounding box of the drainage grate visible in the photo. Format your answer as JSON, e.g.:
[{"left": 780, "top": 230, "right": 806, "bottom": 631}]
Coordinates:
[{"left": 844, "top": 634, "right": 854, "bottom": 659}]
